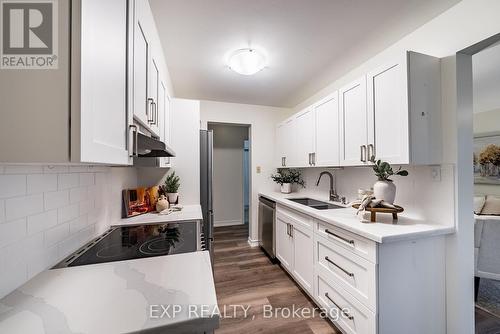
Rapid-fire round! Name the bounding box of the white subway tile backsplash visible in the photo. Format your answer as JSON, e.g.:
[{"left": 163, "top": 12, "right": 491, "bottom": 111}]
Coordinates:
[
  {"left": 0, "top": 165, "right": 135, "bottom": 299},
  {"left": 44, "top": 223, "right": 70, "bottom": 247},
  {"left": 58, "top": 173, "right": 79, "bottom": 190},
  {"left": 44, "top": 190, "right": 69, "bottom": 210},
  {"left": 27, "top": 245, "right": 58, "bottom": 279},
  {"left": 79, "top": 199, "right": 94, "bottom": 215},
  {"left": 69, "top": 166, "right": 90, "bottom": 173},
  {"left": 43, "top": 165, "right": 69, "bottom": 174},
  {"left": 0, "top": 218, "right": 26, "bottom": 248},
  {"left": 69, "top": 216, "right": 88, "bottom": 234},
  {"left": 0, "top": 252, "right": 27, "bottom": 298},
  {"left": 79, "top": 173, "right": 95, "bottom": 186},
  {"left": 0, "top": 174, "right": 26, "bottom": 199},
  {"left": 27, "top": 210, "right": 58, "bottom": 235},
  {"left": 57, "top": 204, "right": 79, "bottom": 224},
  {"left": 0, "top": 200, "right": 5, "bottom": 223},
  {"left": 70, "top": 187, "right": 88, "bottom": 204},
  {"left": 27, "top": 174, "right": 58, "bottom": 194},
  {"left": 4, "top": 165, "right": 43, "bottom": 174},
  {"left": 58, "top": 225, "right": 94, "bottom": 258},
  {"left": 6, "top": 194, "right": 44, "bottom": 221}
]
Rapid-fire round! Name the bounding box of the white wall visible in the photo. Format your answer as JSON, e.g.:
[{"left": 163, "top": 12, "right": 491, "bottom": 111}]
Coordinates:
[
  {"left": 200, "top": 100, "right": 290, "bottom": 243},
  {"left": 168, "top": 98, "right": 201, "bottom": 205},
  {"left": 278, "top": 1, "right": 500, "bottom": 332},
  {"left": 208, "top": 124, "right": 248, "bottom": 226},
  {"left": 0, "top": 165, "right": 137, "bottom": 298}
]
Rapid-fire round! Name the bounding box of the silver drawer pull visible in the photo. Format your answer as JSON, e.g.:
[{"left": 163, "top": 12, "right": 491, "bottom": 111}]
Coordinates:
[
  {"left": 325, "top": 229, "right": 355, "bottom": 246},
  {"left": 325, "top": 256, "right": 354, "bottom": 277},
  {"left": 325, "top": 292, "right": 354, "bottom": 320}
]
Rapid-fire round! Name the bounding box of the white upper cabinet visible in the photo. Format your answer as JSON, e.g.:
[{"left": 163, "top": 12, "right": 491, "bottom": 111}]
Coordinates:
[
  {"left": 148, "top": 56, "right": 161, "bottom": 136},
  {"left": 366, "top": 51, "right": 441, "bottom": 165},
  {"left": 339, "top": 77, "right": 368, "bottom": 166},
  {"left": 275, "top": 118, "right": 296, "bottom": 167},
  {"left": 132, "top": 0, "right": 150, "bottom": 128},
  {"left": 294, "top": 108, "right": 316, "bottom": 167},
  {"left": 276, "top": 51, "right": 442, "bottom": 169},
  {"left": 314, "top": 92, "right": 340, "bottom": 167},
  {"left": 73, "top": 0, "right": 132, "bottom": 165}
]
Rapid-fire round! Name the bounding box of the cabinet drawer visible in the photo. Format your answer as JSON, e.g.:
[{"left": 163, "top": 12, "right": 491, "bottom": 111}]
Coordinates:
[
  {"left": 277, "top": 205, "right": 313, "bottom": 230},
  {"left": 316, "top": 273, "right": 376, "bottom": 334},
  {"left": 316, "top": 234, "right": 377, "bottom": 311},
  {"left": 316, "top": 221, "right": 377, "bottom": 263}
]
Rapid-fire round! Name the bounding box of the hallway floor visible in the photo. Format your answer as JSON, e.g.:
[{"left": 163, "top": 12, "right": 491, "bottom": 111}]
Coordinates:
[{"left": 213, "top": 225, "right": 339, "bottom": 334}]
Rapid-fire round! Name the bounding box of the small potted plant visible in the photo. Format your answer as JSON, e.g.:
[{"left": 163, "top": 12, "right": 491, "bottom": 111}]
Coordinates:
[
  {"left": 369, "top": 157, "right": 408, "bottom": 204},
  {"left": 271, "top": 169, "right": 305, "bottom": 194},
  {"left": 162, "top": 171, "right": 180, "bottom": 204}
]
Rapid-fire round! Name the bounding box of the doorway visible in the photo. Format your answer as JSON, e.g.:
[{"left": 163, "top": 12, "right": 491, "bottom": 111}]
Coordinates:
[
  {"left": 470, "top": 40, "right": 500, "bottom": 332},
  {"left": 456, "top": 33, "right": 500, "bottom": 333},
  {"left": 207, "top": 123, "right": 250, "bottom": 233}
]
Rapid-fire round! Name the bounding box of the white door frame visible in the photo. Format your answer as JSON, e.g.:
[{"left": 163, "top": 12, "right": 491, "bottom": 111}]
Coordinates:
[{"left": 452, "top": 33, "right": 500, "bottom": 334}]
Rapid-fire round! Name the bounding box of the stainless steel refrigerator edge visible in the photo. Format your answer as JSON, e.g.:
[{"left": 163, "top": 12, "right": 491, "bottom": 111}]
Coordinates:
[{"left": 200, "top": 130, "right": 214, "bottom": 261}]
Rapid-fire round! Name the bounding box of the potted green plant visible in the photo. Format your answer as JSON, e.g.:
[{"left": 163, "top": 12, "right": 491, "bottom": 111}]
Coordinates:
[
  {"left": 271, "top": 169, "right": 305, "bottom": 194},
  {"left": 162, "top": 171, "right": 181, "bottom": 204},
  {"left": 369, "top": 157, "right": 408, "bottom": 204}
]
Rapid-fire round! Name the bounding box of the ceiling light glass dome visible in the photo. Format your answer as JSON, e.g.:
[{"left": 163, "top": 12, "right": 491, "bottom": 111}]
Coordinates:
[{"left": 227, "top": 48, "right": 266, "bottom": 75}]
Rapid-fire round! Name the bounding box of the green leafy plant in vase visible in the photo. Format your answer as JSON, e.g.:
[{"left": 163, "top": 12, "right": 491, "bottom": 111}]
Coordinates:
[
  {"left": 271, "top": 169, "right": 305, "bottom": 194},
  {"left": 369, "top": 156, "right": 408, "bottom": 204},
  {"left": 161, "top": 171, "right": 181, "bottom": 204}
]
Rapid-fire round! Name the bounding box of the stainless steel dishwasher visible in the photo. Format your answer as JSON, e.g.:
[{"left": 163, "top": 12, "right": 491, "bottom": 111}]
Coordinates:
[{"left": 258, "top": 196, "right": 276, "bottom": 261}]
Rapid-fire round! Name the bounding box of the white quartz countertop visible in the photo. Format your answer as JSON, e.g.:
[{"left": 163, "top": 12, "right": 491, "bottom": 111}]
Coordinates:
[
  {"left": 114, "top": 204, "right": 203, "bottom": 227},
  {"left": 260, "top": 191, "right": 455, "bottom": 243},
  {"left": 0, "top": 251, "right": 219, "bottom": 334}
]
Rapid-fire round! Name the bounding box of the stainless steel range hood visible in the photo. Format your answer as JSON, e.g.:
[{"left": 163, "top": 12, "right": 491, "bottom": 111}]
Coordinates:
[{"left": 136, "top": 132, "right": 176, "bottom": 158}]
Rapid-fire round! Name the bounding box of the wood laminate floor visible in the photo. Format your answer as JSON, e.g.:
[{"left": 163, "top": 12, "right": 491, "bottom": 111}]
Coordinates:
[
  {"left": 476, "top": 306, "right": 500, "bottom": 334},
  {"left": 213, "top": 225, "right": 339, "bottom": 334}
]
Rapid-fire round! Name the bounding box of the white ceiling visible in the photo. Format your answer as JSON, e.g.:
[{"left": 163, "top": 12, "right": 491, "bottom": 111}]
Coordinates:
[{"left": 150, "top": 0, "right": 461, "bottom": 108}]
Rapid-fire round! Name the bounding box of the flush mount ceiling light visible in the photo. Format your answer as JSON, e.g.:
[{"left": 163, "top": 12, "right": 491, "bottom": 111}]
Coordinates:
[{"left": 227, "top": 48, "right": 267, "bottom": 75}]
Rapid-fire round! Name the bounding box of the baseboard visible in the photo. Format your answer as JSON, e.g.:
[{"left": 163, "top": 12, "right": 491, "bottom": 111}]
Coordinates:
[
  {"left": 247, "top": 237, "right": 259, "bottom": 247},
  {"left": 214, "top": 219, "right": 243, "bottom": 227}
]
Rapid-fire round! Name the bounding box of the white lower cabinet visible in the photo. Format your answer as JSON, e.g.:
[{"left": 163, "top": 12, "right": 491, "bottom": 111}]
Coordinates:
[
  {"left": 276, "top": 206, "right": 313, "bottom": 294},
  {"left": 274, "top": 204, "right": 446, "bottom": 334}
]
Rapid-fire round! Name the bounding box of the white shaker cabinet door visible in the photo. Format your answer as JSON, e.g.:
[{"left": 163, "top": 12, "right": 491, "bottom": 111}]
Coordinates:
[
  {"left": 314, "top": 92, "right": 340, "bottom": 167},
  {"left": 339, "top": 77, "right": 368, "bottom": 166},
  {"left": 276, "top": 216, "right": 293, "bottom": 272},
  {"left": 366, "top": 57, "right": 409, "bottom": 164},
  {"left": 294, "top": 108, "right": 316, "bottom": 167},
  {"left": 79, "top": 0, "right": 130, "bottom": 165}
]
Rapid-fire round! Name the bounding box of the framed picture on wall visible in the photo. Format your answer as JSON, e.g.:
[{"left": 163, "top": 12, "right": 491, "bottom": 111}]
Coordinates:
[{"left": 474, "top": 132, "right": 500, "bottom": 185}]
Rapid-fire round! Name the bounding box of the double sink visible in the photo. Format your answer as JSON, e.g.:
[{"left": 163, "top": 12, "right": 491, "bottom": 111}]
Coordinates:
[{"left": 287, "top": 198, "right": 344, "bottom": 210}]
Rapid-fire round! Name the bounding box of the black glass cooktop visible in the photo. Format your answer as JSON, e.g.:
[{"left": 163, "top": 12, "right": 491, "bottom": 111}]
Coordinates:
[{"left": 53, "top": 222, "right": 198, "bottom": 268}]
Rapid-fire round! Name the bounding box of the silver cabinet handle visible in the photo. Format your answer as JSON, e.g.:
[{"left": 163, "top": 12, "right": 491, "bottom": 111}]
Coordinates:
[
  {"left": 284, "top": 157, "right": 286, "bottom": 167},
  {"left": 282, "top": 157, "right": 285, "bottom": 167},
  {"left": 325, "top": 229, "right": 355, "bottom": 246},
  {"left": 367, "top": 144, "right": 375, "bottom": 162},
  {"left": 290, "top": 224, "right": 294, "bottom": 238},
  {"left": 286, "top": 223, "right": 290, "bottom": 236},
  {"left": 129, "top": 124, "right": 138, "bottom": 157},
  {"left": 324, "top": 293, "right": 354, "bottom": 320},
  {"left": 147, "top": 98, "right": 154, "bottom": 123},
  {"left": 360, "top": 145, "right": 367, "bottom": 162},
  {"left": 152, "top": 101, "right": 158, "bottom": 125},
  {"left": 308, "top": 153, "right": 312, "bottom": 166},
  {"left": 313, "top": 152, "right": 316, "bottom": 166},
  {"left": 325, "top": 256, "right": 354, "bottom": 277}
]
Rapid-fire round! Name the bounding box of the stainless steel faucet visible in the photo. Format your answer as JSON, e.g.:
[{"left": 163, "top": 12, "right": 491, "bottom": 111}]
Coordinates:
[{"left": 316, "top": 171, "right": 345, "bottom": 204}]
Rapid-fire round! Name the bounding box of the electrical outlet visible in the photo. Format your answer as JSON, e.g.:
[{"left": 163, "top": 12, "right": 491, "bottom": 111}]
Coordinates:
[
  {"left": 256, "top": 166, "right": 261, "bottom": 174},
  {"left": 431, "top": 166, "right": 441, "bottom": 182}
]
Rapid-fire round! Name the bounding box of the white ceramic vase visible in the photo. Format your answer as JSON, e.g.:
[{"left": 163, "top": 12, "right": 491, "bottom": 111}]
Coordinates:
[
  {"left": 167, "top": 192, "right": 179, "bottom": 204},
  {"left": 280, "top": 183, "right": 292, "bottom": 194},
  {"left": 373, "top": 180, "right": 396, "bottom": 204}
]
